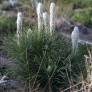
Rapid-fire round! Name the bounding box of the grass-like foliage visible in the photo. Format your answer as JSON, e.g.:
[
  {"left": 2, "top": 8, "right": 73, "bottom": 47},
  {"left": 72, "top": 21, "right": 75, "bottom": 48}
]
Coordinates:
[
  {"left": 72, "top": 7, "right": 92, "bottom": 27},
  {"left": 2, "top": 29, "right": 87, "bottom": 92},
  {"left": 0, "top": 16, "right": 16, "bottom": 34}
]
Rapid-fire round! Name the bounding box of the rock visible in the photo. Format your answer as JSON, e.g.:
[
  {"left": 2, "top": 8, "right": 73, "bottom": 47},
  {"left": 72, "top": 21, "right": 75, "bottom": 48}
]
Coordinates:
[
  {"left": 80, "top": 27, "right": 88, "bottom": 34},
  {"left": 0, "top": 80, "right": 19, "bottom": 88},
  {"left": 77, "top": 25, "right": 89, "bottom": 35},
  {"left": 0, "top": 79, "right": 23, "bottom": 91},
  {"left": 0, "top": 80, "right": 18, "bottom": 90}
]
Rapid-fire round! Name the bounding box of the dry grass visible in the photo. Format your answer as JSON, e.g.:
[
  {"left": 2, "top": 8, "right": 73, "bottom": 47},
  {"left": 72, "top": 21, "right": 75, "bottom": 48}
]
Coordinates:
[{"left": 59, "top": 48, "right": 92, "bottom": 92}]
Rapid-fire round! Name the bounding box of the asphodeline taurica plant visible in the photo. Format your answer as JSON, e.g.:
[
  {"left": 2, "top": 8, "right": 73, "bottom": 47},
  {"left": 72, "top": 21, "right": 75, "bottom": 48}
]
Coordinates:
[
  {"left": 50, "top": 2, "right": 56, "bottom": 34},
  {"left": 36, "top": 2, "right": 43, "bottom": 31},
  {"left": 71, "top": 26, "right": 80, "bottom": 53}
]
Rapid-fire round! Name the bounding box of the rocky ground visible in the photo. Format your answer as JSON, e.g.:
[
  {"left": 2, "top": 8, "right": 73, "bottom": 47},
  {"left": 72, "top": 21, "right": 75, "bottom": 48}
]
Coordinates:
[
  {"left": 56, "top": 17, "right": 92, "bottom": 43},
  {"left": 0, "top": 0, "right": 92, "bottom": 91}
]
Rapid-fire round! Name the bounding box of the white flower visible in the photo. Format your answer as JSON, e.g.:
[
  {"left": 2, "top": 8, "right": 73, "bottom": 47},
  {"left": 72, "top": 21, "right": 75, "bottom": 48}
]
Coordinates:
[
  {"left": 71, "top": 26, "right": 79, "bottom": 52},
  {"left": 16, "top": 12, "right": 23, "bottom": 45},
  {"left": 36, "top": 2, "right": 43, "bottom": 31},
  {"left": 43, "top": 12, "right": 49, "bottom": 31},
  {"left": 50, "top": 2, "right": 56, "bottom": 34},
  {"left": 17, "top": 12, "right": 23, "bottom": 34}
]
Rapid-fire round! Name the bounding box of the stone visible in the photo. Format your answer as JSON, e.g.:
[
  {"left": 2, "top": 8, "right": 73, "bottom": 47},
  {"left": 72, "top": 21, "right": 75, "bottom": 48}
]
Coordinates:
[{"left": 0, "top": 79, "right": 23, "bottom": 91}]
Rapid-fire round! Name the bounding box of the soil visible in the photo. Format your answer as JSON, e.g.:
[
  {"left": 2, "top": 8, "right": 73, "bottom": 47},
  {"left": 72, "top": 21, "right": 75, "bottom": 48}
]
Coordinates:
[{"left": 56, "top": 17, "right": 92, "bottom": 42}]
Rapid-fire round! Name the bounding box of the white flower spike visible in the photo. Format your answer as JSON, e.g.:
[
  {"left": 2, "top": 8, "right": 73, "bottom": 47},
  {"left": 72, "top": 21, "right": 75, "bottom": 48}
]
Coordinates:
[
  {"left": 50, "top": 2, "right": 56, "bottom": 34},
  {"left": 16, "top": 12, "right": 23, "bottom": 45},
  {"left": 71, "top": 26, "right": 80, "bottom": 52},
  {"left": 43, "top": 11, "right": 49, "bottom": 31},
  {"left": 17, "top": 12, "right": 23, "bottom": 34},
  {"left": 37, "top": 2, "right": 43, "bottom": 31}
]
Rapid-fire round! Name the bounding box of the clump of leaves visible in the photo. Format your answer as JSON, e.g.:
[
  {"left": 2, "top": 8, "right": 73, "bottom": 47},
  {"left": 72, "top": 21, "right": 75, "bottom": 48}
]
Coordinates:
[{"left": 2, "top": 29, "right": 87, "bottom": 92}]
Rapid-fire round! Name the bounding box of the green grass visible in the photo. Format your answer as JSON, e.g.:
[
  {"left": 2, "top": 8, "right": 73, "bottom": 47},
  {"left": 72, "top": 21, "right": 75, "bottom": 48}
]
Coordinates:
[
  {"left": 2, "top": 28, "right": 88, "bottom": 91},
  {"left": 72, "top": 7, "right": 92, "bottom": 26},
  {"left": 0, "top": 16, "right": 16, "bottom": 35}
]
